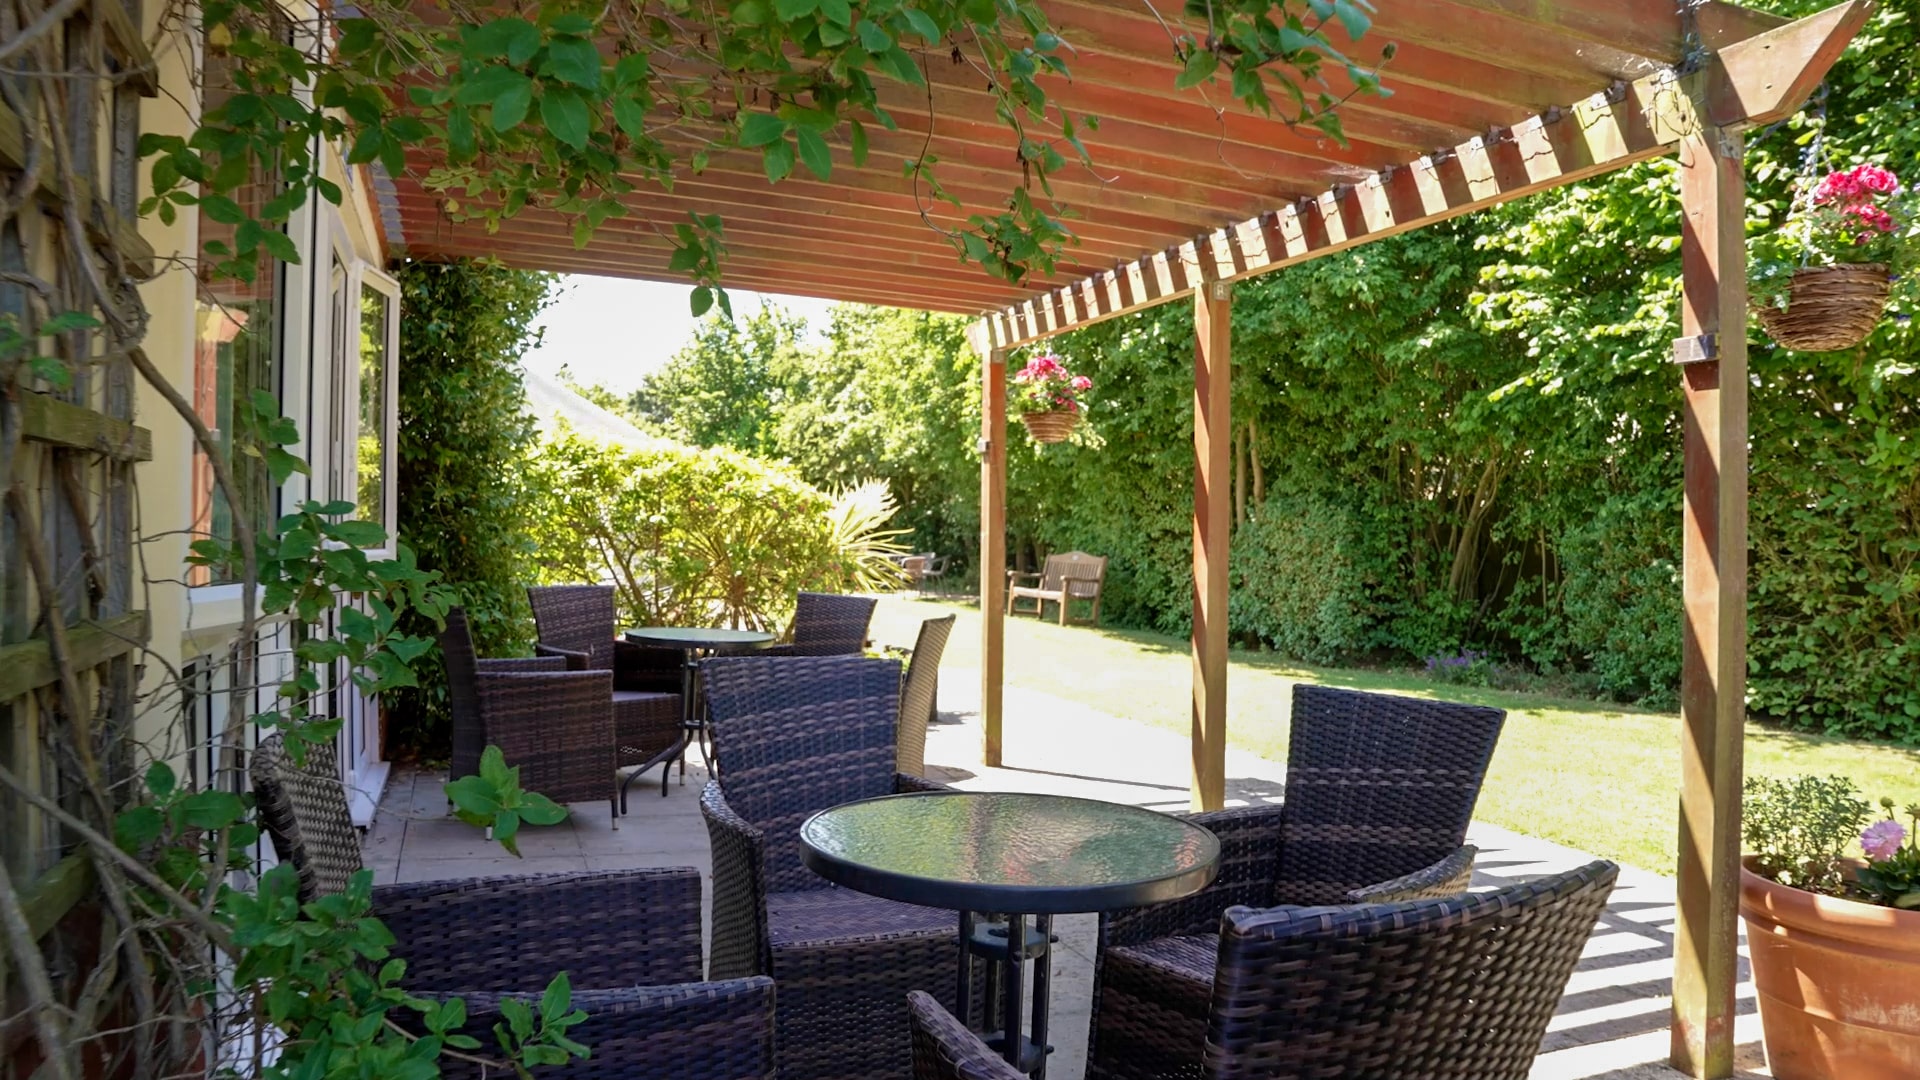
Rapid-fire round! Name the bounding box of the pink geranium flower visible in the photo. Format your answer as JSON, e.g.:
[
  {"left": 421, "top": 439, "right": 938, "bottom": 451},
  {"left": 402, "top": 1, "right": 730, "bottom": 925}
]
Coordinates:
[{"left": 1861, "top": 818, "right": 1907, "bottom": 861}]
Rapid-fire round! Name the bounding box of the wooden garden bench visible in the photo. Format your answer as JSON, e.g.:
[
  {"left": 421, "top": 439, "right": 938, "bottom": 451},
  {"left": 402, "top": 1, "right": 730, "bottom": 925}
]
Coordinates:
[{"left": 1007, "top": 551, "right": 1108, "bottom": 626}]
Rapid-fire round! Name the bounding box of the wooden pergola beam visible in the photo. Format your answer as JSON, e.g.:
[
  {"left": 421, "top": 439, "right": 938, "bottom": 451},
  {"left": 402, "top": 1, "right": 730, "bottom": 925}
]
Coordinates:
[{"left": 975, "top": 1, "right": 1870, "bottom": 351}]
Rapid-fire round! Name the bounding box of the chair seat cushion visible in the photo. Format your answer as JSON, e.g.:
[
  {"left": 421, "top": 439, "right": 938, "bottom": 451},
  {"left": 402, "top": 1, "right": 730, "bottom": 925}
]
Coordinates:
[{"left": 767, "top": 887, "right": 956, "bottom": 953}]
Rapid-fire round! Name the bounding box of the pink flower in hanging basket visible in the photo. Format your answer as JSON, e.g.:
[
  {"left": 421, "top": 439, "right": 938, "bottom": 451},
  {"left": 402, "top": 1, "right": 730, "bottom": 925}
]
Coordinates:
[{"left": 1009, "top": 352, "right": 1095, "bottom": 425}]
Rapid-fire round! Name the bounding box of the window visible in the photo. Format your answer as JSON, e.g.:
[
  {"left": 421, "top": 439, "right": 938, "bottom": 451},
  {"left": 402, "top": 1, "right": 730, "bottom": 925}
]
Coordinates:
[
  {"left": 356, "top": 281, "right": 395, "bottom": 530},
  {"left": 191, "top": 34, "right": 286, "bottom": 585}
]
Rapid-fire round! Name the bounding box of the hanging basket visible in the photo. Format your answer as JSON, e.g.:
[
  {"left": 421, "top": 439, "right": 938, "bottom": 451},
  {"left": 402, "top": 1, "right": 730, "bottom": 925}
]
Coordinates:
[
  {"left": 1753, "top": 263, "right": 1891, "bottom": 351},
  {"left": 1019, "top": 409, "right": 1080, "bottom": 444}
]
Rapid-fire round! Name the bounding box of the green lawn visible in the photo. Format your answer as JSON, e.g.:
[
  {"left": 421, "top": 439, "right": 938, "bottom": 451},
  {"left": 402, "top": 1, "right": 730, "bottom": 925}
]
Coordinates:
[{"left": 870, "top": 595, "right": 1920, "bottom": 875}]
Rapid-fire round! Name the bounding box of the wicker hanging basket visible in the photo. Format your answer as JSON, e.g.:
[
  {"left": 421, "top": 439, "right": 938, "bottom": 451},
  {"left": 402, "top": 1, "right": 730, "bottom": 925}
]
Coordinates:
[
  {"left": 1753, "top": 263, "right": 1890, "bottom": 351},
  {"left": 1019, "top": 409, "right": 1080, "bottom": 444}
]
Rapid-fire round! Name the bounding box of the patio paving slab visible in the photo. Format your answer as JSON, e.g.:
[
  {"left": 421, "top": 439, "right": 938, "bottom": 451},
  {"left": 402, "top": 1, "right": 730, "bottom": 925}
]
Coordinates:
[{"left": 376, "top": 658, "right": 1772, "bottom": 1079}]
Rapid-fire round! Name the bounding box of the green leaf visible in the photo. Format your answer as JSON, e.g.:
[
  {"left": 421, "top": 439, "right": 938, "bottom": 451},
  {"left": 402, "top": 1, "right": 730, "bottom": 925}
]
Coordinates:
[
  {"left": 857, "top": 19, "right": 892, "bottom": 53},
  {"left": 548, "top": 13, "right": 594, "bottom": 33},
  {"left": 774, "top": 0, "right": 819, "bottom": 19},
  {"left": 849, "top": 119, "right": 869, "bottom": 167},
  {"left": 762, "top": 136, "right": 795, "bottom": 183},
  {"left": 1175, "top": 47, "right": 1218, "bottom": 90},
  {"left": 541, "top": 87, "right": 592, "bottom": 149},
  {"left": 739, "top": 112, "right": 788, "bottom": 148},
  {"left": 795, "top": 127, "right": 832, "bottom": 180},
  {"left": 146, "top": 760, "right": 177, "bottom": 797},
  {"left": 691, "top": 285, "right": 714, "bottom": 317},
  {"left": 492, "top": 80, "right": 534, "bottom": 131},
  {"left": 115, "top": 806, "right": 165, "bottom": 850},
  {"left": 479, "top": 746, "right": 513, "bottom": 787},
  {"left": 540, "top": 972, "right": 572, "bottom": 1023},
  {"left": 1331, "top": 0, "right": 1372, "bottom": 39},
  {"left": 175, "top": 789, "right": 247, "bottom": 830},
  {"left": 612, "top": 97, "right": 648, "bottom": 141},
  {"left": 330, "top": 519, "right": 388, "bottom": 547},
  {"left": 517, "top": 792, "right": 568, "bottom": 826},
  {"left": 900, "top": 7, "right": 942, "bottom": 42},
  {"left": 544, "top": 37, "right": 602, "bottom": 88},
  {"left": 260, "top": 229, "right": 300, "bottom": 264},
  {"left": 200, "top": 194, "right": 246, "bottom": 225},
  {"left": 612, "top": 52, "right": 651, "bottom": 87},
  {"left": 41, "top": 310, "right": 103, "bottom": 335}
]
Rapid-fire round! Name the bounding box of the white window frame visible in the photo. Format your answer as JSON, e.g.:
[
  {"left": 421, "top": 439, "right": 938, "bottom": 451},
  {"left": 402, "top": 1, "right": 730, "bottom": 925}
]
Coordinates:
[{"left": 352, "top": 265, "right": 402, "bottom": 551}]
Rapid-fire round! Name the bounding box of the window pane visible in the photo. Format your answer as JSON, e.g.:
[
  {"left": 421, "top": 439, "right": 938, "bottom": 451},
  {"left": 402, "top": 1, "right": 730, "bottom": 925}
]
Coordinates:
[
  {"left": 191, "top": 34, "right": 284, "bottom": 585},
  {"left": 357, "top": 285, "right": 391, "bottom": 530}
]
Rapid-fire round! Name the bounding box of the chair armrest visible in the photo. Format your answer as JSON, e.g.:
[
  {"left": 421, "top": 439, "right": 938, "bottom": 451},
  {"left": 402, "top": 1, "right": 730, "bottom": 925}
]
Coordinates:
[
  {"left": 373, "top": 868, "right": 704, "bottom": 993},
  {"left": 894, "top": 772, "right": 951, "bottom": 794},
  {"left": 757, "top": 643, "right": 798, "bottom": 657},
  {"left": 700, "top": 781, "right": 771, "bottom": 981},
  {"left": 1006, "top": 570, "right": 1042, "bottom": 585},
  {"left": 433, "top": 976, "right": 775, "bottom": 1079},
  {"left": 478, "top": 655, "right": 570, "bottom": 673},
  {"left": 1100, "top": 804, "right": 1285, "bottom": 948},
  {"left": 1343, "top": 845, "right": 1477, "bottom": 904},
  {"left": 534, "top": 642, "right": 591, "bottom": 670}
]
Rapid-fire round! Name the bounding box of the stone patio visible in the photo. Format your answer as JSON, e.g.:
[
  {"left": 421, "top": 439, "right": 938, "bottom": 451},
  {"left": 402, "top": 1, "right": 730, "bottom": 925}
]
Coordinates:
[{"left": 366, "top": 662, "right": 1772, "bottom": 1080}]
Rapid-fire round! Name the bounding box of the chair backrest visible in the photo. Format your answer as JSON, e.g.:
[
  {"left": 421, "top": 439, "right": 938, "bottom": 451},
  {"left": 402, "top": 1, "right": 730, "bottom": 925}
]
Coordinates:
[
  {"left": 1205, "top": 861, "right": 1618, "bottom": 1080},
  {"left": 251, "top": 734, "right": 366, "bottom": 903},
  {"left": 1041, "top": 551, "right": 1107, "bottom": 596},
  {"left": 1272, "top": 685, "right": 1505, "bottom": 905},
  {"left": 440, "top": 606, "right": 486, "bottom": 782},
  {"left": 896, "top": 614, "right": 957, "bottom": 775},
  {"left": 527, "top": 584, "right": 618, "bottom": 671},
  {"left": 785, "top": 591, "right": 878, "bottom": 656},
  {"left": 703, "top": 655, "right": 903, "bottom": 892},
  {"left": 907, "top": 991, "right": 1028, "bottom": 1080}
]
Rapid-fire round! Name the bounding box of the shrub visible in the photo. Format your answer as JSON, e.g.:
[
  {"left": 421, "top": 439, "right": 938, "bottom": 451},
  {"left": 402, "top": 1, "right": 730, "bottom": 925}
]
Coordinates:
[
  {"left": 1228, "top": 492, "right": 1371, "bottom": 664},
  {"left": 387, "top": 260, "right": 554, "bottom": 757},
  {"left": 527, "top": 430, "right": 853, "bottom": 631},
  {"left": 1557, "top": 493, "right": 1683, "bottom": 708}
]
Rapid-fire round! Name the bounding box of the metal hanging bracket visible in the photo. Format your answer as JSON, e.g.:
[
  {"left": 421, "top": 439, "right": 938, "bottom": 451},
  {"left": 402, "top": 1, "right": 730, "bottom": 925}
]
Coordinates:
[{"left": 1672, "top": 333, "right": 1719, "bottom": 364}]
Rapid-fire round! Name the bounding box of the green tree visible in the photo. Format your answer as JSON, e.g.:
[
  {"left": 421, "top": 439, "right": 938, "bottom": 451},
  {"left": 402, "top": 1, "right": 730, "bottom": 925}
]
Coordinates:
[
  {"left": 630, "top": 305, "right": 805, "bottom": 453},
  {"left": 388, "top": 260, "right": 556, "bottom": 756}
]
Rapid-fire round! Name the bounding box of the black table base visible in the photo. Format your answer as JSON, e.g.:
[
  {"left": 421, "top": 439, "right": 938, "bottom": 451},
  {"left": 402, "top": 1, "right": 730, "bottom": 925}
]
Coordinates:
[{"left": 958, "top": 912, "right": 1057, "bottom": 1077}]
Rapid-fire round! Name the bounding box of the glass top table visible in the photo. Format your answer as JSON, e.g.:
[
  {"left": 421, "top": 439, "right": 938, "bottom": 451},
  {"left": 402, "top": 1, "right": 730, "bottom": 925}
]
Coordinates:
[
  {"left": 800, "top": 790, "right": 1220, "bottom": 914},
  {"left": 620, "top": 627, "right": 777, "bottom": 795},
  {"left": 624, "top": 626, "right": 778, "bottom": 651},
  {"left": 800, "top": 790, "right": 1221, "bottom": 1078}
]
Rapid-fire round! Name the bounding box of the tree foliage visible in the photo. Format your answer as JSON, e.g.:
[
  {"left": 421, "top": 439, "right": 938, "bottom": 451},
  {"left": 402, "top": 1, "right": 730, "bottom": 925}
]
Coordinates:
[
  {"left": 600, "top": 1, "right": 1920, "bottom": 744},
  {"left": 389, "top": 260, "right": 556, "bottom": 756}
]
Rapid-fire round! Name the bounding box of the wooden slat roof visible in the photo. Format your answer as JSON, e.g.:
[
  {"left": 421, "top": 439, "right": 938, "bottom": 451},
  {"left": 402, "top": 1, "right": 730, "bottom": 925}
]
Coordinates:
[{"left": 383, "top": 0, "right": 1792, "bottom": 318}]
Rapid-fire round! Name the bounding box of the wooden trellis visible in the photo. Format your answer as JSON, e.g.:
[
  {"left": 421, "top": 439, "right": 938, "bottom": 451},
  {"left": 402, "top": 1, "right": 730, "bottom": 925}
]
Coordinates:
[{"left": 0, "top": 0, "right": 156, "bottom": 1036}]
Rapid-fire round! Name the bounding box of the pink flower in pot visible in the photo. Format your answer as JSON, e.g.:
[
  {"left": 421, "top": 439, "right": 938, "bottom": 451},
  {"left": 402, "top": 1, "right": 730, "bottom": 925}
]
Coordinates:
[{"left": 1862, "top": 818, "right": 1908, "bottom": 860}]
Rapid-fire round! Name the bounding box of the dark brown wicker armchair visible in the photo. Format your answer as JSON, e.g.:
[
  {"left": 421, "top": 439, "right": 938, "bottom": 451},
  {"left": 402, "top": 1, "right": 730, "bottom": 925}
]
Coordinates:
[
  {"left": 1089, "top": 683, "right": 1507, "bottom": 1080},
  {"left": 760, "top": 591, "right": 877, "bottom": 656},
  {"left": 922, "top": 862, "right": 1617, "bottom": 1080},
  {"left": 441, "top": 606, "right": 618, "bottom": 823},
  {"left": 699, "top": 654, "right": 980, "bottom": 1080},
  {"left": 896, "top": 613, "right": 956, "bottom": 776},
  {"left": 527, "top": 585, "right": 685, "bottom": 805},
  {"left": 250, "top": 735, "right": 777, "bottom": 1080}
]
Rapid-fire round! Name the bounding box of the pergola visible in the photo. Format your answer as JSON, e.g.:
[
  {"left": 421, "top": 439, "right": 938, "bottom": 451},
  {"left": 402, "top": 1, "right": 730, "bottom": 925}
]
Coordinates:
[{"left": 382, "top": 2, "right": 1869, "bottom": 1075}]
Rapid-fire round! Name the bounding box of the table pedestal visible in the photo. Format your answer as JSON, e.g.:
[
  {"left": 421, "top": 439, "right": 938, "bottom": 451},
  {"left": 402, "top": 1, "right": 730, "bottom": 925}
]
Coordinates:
[{"left": 958, "top": 912, "right": 1057, "bottom": 1077}]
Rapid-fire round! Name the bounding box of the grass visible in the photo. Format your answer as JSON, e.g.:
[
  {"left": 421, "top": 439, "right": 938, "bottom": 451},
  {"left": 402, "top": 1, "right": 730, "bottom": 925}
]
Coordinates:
[{"left": 870, "top": 595, "right": 1920, "bottom": 874}]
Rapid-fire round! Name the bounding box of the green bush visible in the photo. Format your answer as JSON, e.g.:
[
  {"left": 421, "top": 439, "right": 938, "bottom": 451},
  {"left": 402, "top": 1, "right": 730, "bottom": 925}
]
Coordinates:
[
  {"left": 387, "top": 260, "right": 554, "bottom": 757},
  {"left": 526, "top": 430, "right": 848, "bottom": 631},
  {"left": 1228, "top": 492, "right": 1371, "bottom": 663},
  {"left": 1556, "top": 493, "right": 1684, "bottom": 708}
]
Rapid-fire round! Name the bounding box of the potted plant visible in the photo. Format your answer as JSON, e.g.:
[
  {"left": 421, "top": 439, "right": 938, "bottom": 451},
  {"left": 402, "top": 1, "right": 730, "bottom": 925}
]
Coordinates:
[
  {"left": 1011, "top": 353, "right": 1094, "bottom": 444},
  {"left": 1740, "top": 775, "right": 1920, "bottom": 1080},
  {"left": 1751, "top": 163, "right": 1917, "bottom": 351}
]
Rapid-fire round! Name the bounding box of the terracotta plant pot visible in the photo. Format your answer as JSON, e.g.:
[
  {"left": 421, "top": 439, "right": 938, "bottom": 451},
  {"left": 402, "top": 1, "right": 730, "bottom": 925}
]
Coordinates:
[
  {"left": 1019, "top": 409, "right": 1079, "bottom": 444},
  {"left": 1739, "top": 858, "right": 1920, "bottom": 1080}
]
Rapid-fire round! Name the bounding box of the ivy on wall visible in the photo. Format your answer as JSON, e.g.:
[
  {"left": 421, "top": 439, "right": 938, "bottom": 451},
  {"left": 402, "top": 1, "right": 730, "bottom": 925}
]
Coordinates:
[{"left": 387, "top": 260, "right": 556, "bottom": 757}]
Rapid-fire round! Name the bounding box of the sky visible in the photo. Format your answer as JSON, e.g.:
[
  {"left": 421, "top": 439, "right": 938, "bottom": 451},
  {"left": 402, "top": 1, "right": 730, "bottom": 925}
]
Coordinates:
[{"left": 521, "top": 275, "right": 837, "bottom": 394}]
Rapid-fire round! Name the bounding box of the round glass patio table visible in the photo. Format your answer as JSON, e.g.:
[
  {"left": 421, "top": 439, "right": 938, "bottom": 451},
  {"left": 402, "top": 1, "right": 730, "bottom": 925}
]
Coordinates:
[
  {"left": 800, "top": 790, "right": 1220, "bottom": 1078},
  {"left": 622, "top": 627, "right": 776, "bottom": 790}
]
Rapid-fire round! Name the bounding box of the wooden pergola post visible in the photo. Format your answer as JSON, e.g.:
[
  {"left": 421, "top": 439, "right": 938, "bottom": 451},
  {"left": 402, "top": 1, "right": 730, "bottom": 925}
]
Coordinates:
[
  {"left": 979, "top": 345, "right": 1008, "bottom": 768},
  {"left": 1191, "top": 283, "right": 1231, "bottom": 811},
  {"left": 1670, "top": 124, "right": 1749, "bottom": 1080}
]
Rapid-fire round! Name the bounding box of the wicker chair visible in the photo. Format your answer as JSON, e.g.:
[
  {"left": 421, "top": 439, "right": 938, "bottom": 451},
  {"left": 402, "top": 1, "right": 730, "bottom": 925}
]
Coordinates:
[
  {"left": 1088, "top": 683, "right": 1507, "bottom": 1080},
  {"left": 918, "top": 862, "right": 1618, "bottom": 1080},
  {"left": 441, "top": 606, "right": 618, "bottom": 823},
  {"left": 527, "top": 585, "right": 686, "bottom": 805},
  {"left": 1007, "top": 551, "right": 1106, "bottom": 626},
  {"left": 250, "top": 735, "right": 776, "bottom": 1080},
  {"left": 895, "top": 613, "right": 956, "bottom": 776},
  {"left": 760, "top": 591, "right": 877, "bottom": 656},
  {"left": 699, "top": 654, "right": 982, "bottom": 1080}
]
